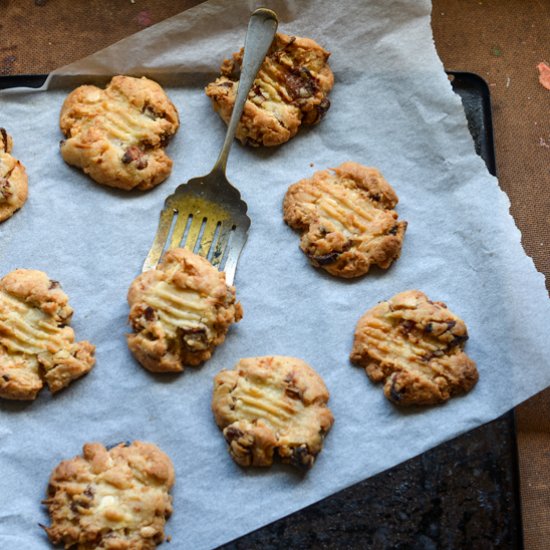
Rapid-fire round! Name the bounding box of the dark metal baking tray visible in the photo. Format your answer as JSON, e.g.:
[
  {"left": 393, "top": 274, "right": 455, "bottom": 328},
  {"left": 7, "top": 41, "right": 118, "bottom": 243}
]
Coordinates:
[{"left": 0, "top": 71, "right": 520, "bottom": 549}]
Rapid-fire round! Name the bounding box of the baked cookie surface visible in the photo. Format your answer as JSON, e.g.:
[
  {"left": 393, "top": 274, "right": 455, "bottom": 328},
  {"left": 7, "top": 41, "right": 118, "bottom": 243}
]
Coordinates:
[
  {"left": 0, "top": 128, "right": 28, "bottom": 222},
  {"left": 205, "top": 32, "right": 334, "bottom": 147},
  {"left": 60, "top": 75, "right": 179, "bottom": 191},
  {"left": 0, "top": 269, "right": 95, "bottom": 400},
  {"left": 283, "top": 162, "right": 407, "bottom": 278},
  {"left": 127, "top": 248, "right": 242, "bottom": 373},
  {"left": 212, "top": 356, "right": 334, "bottom": 469},
  {"left": 350, "top": 290, "right": 478, "bottom": 406},
  {"left": 43, "top": 441, "right": 175, "bottom": 550}
]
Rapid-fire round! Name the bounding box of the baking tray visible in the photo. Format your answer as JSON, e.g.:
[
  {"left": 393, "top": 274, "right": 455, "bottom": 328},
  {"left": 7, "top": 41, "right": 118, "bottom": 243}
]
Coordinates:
[{"left": 0, "top": 72, "right": 521, "bottom": 549}]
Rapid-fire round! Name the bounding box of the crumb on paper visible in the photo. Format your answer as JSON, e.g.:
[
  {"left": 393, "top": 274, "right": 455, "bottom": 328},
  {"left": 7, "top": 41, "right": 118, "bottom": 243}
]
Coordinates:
[{"left": 537, "top": 62, "right": 550, "bottom": 90}]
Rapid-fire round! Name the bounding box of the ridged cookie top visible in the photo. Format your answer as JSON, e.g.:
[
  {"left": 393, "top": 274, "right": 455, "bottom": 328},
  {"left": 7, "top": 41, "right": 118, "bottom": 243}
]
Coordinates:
[
  {"left": 43, "top": 441, "right": 174, "bottom": 550},
  {"left": 284, "top": 162, "right": 407, "bottom": 278},
  {"left": 0, "top": 280, "right": 70, "bottom": 356},
  {"left": 60, "top": 75, "right": 179, "bottom": 191},
  {"left": 0, "top": 269, "right": 95, "bottom": 400},
  {"left": 212, "top": 356, "right": 334, "bottom": 469},
  {"left": 127, "top": 248, "right": 242, "bottom": 373},
  {"left": 0, "top": 128, "right": 28, "bottom": 222},
  {"left": 350, "top": 290, "right": 478, "bottom": 405},
  {"left": 205, "top": 33, "right": 334, "bottom": 146}
]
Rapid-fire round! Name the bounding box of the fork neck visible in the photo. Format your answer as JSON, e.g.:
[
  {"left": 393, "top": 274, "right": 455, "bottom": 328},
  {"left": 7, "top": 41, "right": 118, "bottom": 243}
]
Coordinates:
[
  {"left": 211, "top": 76, "right": 252, "bottom": 174},
  {"left": 212, "top": 115, "right": 239, "bottom": 174},
  {"left": 211, "top": 8, "right": 278, "bottom": 175}
]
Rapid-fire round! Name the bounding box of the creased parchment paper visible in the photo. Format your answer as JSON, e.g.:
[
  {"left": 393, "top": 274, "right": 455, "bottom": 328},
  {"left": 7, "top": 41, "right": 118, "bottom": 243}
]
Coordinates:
[{"left": 1, "top": 1, "right": 549, "bottom": 548}]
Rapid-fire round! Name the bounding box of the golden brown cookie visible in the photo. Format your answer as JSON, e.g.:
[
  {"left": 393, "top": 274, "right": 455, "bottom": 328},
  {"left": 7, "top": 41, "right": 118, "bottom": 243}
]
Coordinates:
[
  {"left": 42, "top": 441, "right": 175, "bottom": 550},
  {"left": 59, "top": 75, "right": 179, "bottom": 191},
  {"left": 0, "top": 128, "right": 28, "bottom": 222},
  {"left": 283, "top": 162, "right": 407, "bottom": 278},
  {"left": 127, "top": 248, "right": 242, "bottom": 373},
  {"left": 212, "top": 356, "right": 334, "bottom": 469},
  {"left": 350, "top": 290, "right": 478, "bottom": 406},
  {"left": 205, "top": 33, "right": 334, "bottom": 147},
  {"left": 0, "top": 269, "right": 95, "bottom": 400}
]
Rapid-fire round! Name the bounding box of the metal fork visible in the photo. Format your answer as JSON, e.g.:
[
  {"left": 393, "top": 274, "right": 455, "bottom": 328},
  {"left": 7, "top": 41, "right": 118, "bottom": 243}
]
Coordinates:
[{"left": 142, "top": 8, "right": 278, "bottom": 285}]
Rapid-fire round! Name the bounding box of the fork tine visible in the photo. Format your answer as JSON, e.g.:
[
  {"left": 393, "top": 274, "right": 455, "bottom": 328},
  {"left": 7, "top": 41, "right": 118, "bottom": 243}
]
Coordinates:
[
  {"left": 197, "top": 218, "right": 221, "bottom": 258},
  {"left": 223, "top": 230, "right": 248, "bottom": 286},
  {"left": 210, "top": 221, "right": 234, "bottom": 268},
  {"left": 169, "top": 211, "right": 192, "bottom": 250},
  {"left": 142, "top": 207, "right": 175, "bottom": 272},
  {"left": 182, "top": 215, "right": 206, "bottom": 253}
]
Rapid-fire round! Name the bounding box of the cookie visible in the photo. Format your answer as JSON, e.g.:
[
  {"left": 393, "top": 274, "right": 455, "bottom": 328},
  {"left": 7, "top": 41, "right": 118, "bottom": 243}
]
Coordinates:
[
  {"left": 60, "top": 75, "right": 179, "bottom": 191},
  {"left": 127, "top": 248, "right": 242, "bottom": 373},
  {"left": 212, "top": 356, "right": 334, "bottom": 469},
  {"left": 0, "top": 269, "right": 95, "bottom": 400},
  {"left": 205, "top": 33, "right": 334, "bottom": 147},
  {"left": 350, "top": 290, "right": 478, "bottom": 406},
  {"left": 0, "top": 128, "right": 28, "bottom": 222},
  {"left": 283, "top": 162, "right": 407, "bottom": 278},
  {"left": 42, "top": 441, "right": 175, "bottom": 549}
]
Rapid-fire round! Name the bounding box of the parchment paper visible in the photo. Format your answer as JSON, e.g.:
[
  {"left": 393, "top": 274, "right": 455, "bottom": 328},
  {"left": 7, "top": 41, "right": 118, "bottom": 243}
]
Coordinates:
[{"left": 1, "top": 1, "right": 549, "bottom": 548}]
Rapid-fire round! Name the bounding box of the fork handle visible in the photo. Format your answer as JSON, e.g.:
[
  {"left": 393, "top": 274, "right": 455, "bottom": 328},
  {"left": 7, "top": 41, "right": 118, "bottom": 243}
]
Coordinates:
[{"left": 212, "top": 8, "right": 278, "bottom": 173}]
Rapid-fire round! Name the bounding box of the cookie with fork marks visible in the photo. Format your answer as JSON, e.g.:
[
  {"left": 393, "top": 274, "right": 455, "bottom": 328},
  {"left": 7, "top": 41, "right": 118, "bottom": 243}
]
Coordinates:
[
  {"left": 350, "top": 290, "right": 478, "bottom": 406},
  {"left": 0, "top": 269, "right": 95, "bottom": 400},
  {"left": 42, "top": 441, "right": 175, "bottom": 549},
  {"left": 0, "top": 128, "right": 28, "bottom": 222},
  {"left": 127, "top": 248, "right": 242, "bottom": 373},
  {"left": 60, "top": 75, "right": 179, "bottom": 191},
  {"left": 212, "top": 356, "right": 334, "bottom": 469},
  {"left": 283, "top": 162, "right": 407, "bottom": 278},
  {"left": 205, "top": 33, "right": 334, "bottom": 147}
]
